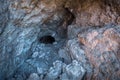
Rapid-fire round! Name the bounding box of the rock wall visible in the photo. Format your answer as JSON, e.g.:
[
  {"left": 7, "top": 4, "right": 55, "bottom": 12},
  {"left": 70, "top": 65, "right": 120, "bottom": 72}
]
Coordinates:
[
  {"left": 65, "top": 0, "right": 120, "bottom": 26},
  {"left": 6, "top": 0, "right": 120, "bottom": 27},
  {"left": 0, "top": 0, "right": 120, "bottom": 80}
]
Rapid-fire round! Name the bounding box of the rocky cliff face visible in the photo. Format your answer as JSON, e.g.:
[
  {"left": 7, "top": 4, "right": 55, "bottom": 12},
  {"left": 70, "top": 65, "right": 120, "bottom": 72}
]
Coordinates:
[{"left": 0, "top": 0, "right": 120, "bottom": 80}]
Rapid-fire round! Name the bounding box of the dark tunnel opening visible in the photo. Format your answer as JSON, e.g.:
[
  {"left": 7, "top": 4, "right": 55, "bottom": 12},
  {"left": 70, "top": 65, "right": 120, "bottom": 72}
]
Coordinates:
[{"left": 39, "top": 35, "right": 55, "bottom": 44}]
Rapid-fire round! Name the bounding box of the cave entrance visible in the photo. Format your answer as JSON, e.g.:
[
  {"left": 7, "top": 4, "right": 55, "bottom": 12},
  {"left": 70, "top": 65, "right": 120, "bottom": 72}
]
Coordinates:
[{"left": 39, "top": 35, "right": 55, "bottom": 44}]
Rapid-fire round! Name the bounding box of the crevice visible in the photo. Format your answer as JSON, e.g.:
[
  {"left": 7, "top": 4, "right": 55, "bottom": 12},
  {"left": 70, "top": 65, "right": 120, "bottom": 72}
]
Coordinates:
[{"left": 64, "top": 7, "right": 75, "bottom": 26}]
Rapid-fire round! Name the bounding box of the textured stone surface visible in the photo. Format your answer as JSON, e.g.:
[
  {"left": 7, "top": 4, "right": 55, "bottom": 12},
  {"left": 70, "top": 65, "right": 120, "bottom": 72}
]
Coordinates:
[
  {"left": 0, "top": 0, "right": 120, "bottom": 80},
  {"left": 45, "top": 60, "right": 65, "bottom": 80},
  {"left": 78, "top": 25, "right": 120, "bottom": 80},
  {"left": 65, "top": 0, "right": 120, "bottom": 26},
  {"left": 65, "top": 60, "right": 86, "bottom": 80},
  {"left": 44, "top": 60, "right": 86, "bottom": 80},
  {"left": 27, "top": 73, "right": 40, "bottom": 80}
]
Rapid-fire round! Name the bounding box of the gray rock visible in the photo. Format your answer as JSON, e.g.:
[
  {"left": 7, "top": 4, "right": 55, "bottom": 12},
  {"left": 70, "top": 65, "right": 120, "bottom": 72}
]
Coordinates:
[
  {"left": 27, "top": 73, "right": 40, "bottom": 80},
  {"left": 32, "top": 52, "right": 39, "bottom": 58},
  {"left": 58, "top": 48, "right": 71, "bottom": 64},
  {"left": 0, "top": 0, "right": 120, "bottom": 80},
  {"left": 60, "top": 73, "right": 69, "bottom": 80},
  {"left": 67, "top": 25, "right": 81, "bottom": 39},
  {"left": 45, "top": 60, "right": 86, "bottom": 80},
  {"left": 45, "top": 60, "right": 65, "bottom": 80},
  {"left": 65, "top": 60, "right": 86, "bottom": 80},
  {"left": 67, "top": 39, "right": 87, "bottom": 64}
]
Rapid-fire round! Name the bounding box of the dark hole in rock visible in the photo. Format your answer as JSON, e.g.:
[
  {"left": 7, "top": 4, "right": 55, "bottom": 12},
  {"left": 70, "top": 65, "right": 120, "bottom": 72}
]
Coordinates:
[{"left": 39, "top": 35, "right": 55, "bottom": 44}]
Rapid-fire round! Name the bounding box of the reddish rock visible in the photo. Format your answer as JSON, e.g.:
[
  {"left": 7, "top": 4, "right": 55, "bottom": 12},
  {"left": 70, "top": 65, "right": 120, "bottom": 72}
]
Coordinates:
[
  {"left": 78, "top": 26, "right": 120, "bottom": 80},
  {"left": 9, "top": 0, "right": 120, "bottom": 27},
  {"left": 65, "top": 0, "right": 120, "bottom": 26}
]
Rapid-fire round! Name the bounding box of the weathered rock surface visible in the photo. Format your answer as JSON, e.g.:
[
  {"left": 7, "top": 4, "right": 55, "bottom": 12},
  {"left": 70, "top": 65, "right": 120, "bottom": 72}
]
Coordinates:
[
  {"left": 44, "top": 60, "right": 85, "bottom": 80},
  {"left": 27, "top": 73, "right": 40, "bottom": 80},
  {"left": 65, "top": 0, "right": 120, "bottom": 26},
  {"left": 78, "top": 25, "right": 120, "bottom": 80},
  {"left": 0, "top": 0, "right": 120, "bottom": 80}
]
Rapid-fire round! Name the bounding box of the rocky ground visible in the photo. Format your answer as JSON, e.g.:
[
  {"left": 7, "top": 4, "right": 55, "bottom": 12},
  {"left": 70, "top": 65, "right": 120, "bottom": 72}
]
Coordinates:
[{"left": 0, "top": 0, "right": 120, "bottom": 80}]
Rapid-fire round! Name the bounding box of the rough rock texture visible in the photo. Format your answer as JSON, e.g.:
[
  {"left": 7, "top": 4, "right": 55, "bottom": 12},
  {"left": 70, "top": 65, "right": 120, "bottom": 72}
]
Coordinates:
[
  {"left": 0, "top": 0, "right": 120, "bottom": 80},
  {"left": 27, "top": 73, "right": 40, "bottom": 80},
  {"left": 65, "top": 0, "right": 120, "bottom": 26},
  {"left": 78, "top": 26, "right": 120, "bottom": 80},
  {"left": 7, "top": 0, "right": 120, "bottom": 27}
]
